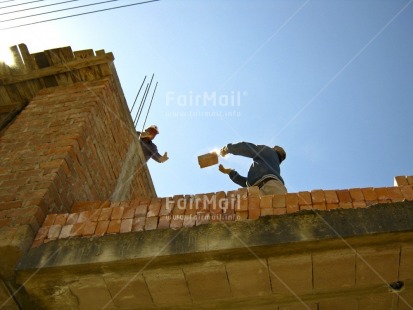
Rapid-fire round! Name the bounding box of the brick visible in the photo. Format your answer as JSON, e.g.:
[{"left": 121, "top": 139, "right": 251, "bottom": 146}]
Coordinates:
[
  {"left": 59, "top": 225, "right": 73, "bottom": 239},
  {"left": 374, "top": 187, "right": 390, "bottom": 202},
  {"left": 120, "top": 218, "right": 133, "bottom": 233},
  {"left": 407, "top": 176, "right": 413, "bottom": 185},
  {"left": 311, "top": 189, "right": 325, "bottom": 204},
  {"left": 297, "top": 191, "right": 312, "bottom": 206},
  {"left": 170, "top": 217, "right": 184, "bottom": 229},
  {"left": 400, "top": 185, "right": 413, "bottom": 200},
  {"left": 248, "top": 208, "right": 260, "bottom": 220},
  {"left": 312, "top": 203, "right": 326, "bottom": 211},
  {"left": 387, "top": 187, "right": 404, "bottom": 202},
  {"left": 248, "top": 195, "right": 260, "bottom": 209},
  {"left": 259, "top": 195, "right": 272, "bottom": 209},
  {"left": 237, "top": 188, "right": 248, "bottom": 211},
  {"left": 285, "top": 193, "right": 299, "bottom": 209},
  {"left": 0, "top": 201, "right": 22, "bottom": 211},
  {"left": 361, "top": 187, "right": 378, "bottom": 203},
  {"left": 98, "top": 208, "right": 112, "bottom": 221},
  {"left": 54, "top": 213, "right": 68, "bottom": 225},
  {"left": 327, "top": 203, "right": 339, "bottom": 210},
  {"left": 286, "top": 205, "right": 299, "bottom": 214},
  {"left": 82, "top": 221, "right": 97, "bottom": 236},
  {"left": 77, "top": 211, "right": 91, "bottom": 223},
  {"left": 132, "top": 217, "right": 145, "bottom": 232},
  {"left": 336, "top": 190, "right": 352, "bottom": 203},
  {"left": 34, "top": 226, "right": 49, "bottom": 241},
  {"left": 195, "top": 212, "right": 209, "bottom": 226},
  {"left": 110, "top": 205, "right": 124, "bottom": 220},
  {"left": 107, "top": 219, "right": 121, "bottom": 234},
  {"left": 348, "top": 188, "right": 364, "bottom": 202},
  {"left": 66, "top": 213, "right": 79, "bottom": 225},
  {"left": 353, "top": 201, "right": 367, "bottom": 209},
  {"left": 47, "top": 224, "right": 62, "bottom": 240},
  {"left": 247, "top": 186, "right": 260, "bottom": 197},
  {"left": 394, "top": 176, "right": 408, "bottom": 186},
  {"left": 272, "top": 194, "right": 285, "bottom": 208},
  {"left": 159, "top": 197, "right": 173, "bottom": 216},
  {"left": 158, "top": 215, "right": 170, "bottom": 229},
  {"left": 172, "top": 195, "right": 186, "bottom": 214},
  {"left": 71, "top": 222, "right": 85, "bottom": 237},
  {"left": 43, "top": 214, "right": 57, "bottom": 226},
  {"left": 31, "top": 239, "right": 44, "bottom": 248},
  {"left": 147, "top": 198, "right": 161, "bottom": 217},
  {"left": 338, "top": 202, "right": 353, "bottom": 209},
  {"left": 226, "top": 191, "right": 238, "bottom": 211},
  {"left": 273, "top": 208, "right": 286, "bottom": 215},
  {"left": 122, "top": 205, "right": 136, "bottom": 219},
  {"left": 95, "top": 220, "right": 109, "bottom": 236},
  {"left": 261, "top": 208, "right": 273, "bottom": 216},
  {"left": 145, "top": 217, "right": 158, "bottom": 230},
  {"left": 323, "top": 190, "right": 338, "bottom": 204}
]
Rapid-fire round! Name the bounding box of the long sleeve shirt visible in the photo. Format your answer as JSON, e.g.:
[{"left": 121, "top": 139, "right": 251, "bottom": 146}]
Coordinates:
[{"left": 226, "top": 142, "right": 284, "bottom": 187}]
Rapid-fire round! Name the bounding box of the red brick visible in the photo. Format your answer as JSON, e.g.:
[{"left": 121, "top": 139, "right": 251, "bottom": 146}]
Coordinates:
[
  {"left": 145, "top": 217, "right": 158, "bottom": 230},
  {"left": 260, "top": 195, "right": 273, "bottom": 209},
  {"left": 111, "top": 205, "right": 124, "bottom": 220},
  {"left": 214, "top": 191, "right": 226, "bottom": 213},
  {"left": 326, "top": 203, "right": 339, "bottom": 210},
  {"left": 374, "top": 187, "right": 390, "bottom": 202},
  {"left": 159, "top": 197, "right": 173, "bottom": 216},
  {"left": 248, "top": 195, "right": 261, "bottom": 209},
  {"left": 158, "top": 215, "right": 171, "bottom": 229},
  {"left": 336, "top": 190, "right": 352, "bottom": 203},
  {"left": 248, "top": 208, "right": 260, "bottom": 220},
  {"left": 148, "top": 198, "right": 161, "bottom": 217},
  {"left": 170, "top": 217, "right": 184, "bottom": 229},
  {"left": 98, "top": 208, "right": 112, "bottom": 221},
  {"left": 34, "top": 226, "right": 49, "bottom": 241},
  {"left": 82, "top": 221, "right": 97, "bottom": 236},
  {"left": 196, "top": 212, "right": 210, "bottom": 226},
  {"left": 71, "top": 222, "right": 85, "bottom": 237},
  {"left": 298, "top": 191, "right": 312, "bottom": 206},
  {"left": 387, "top": 187, "right": 404, "bottom": 202},
  {"left": 59, "top": 225, "right": 73, "bottom": 239},
  {"left": 273, "top": 208, "right": 286, "bottom": 215},
  {"left": 285, "top": 193, "right": 299, "bottom": 209},
  {"left": 361, "top": 188, "right": 378, "bottom": 202},
  {"left": 237, "top": 188, "right": 248, "bottom": 211},
  {"left": 273, "top": 194, "right": 286, "bottom": 208},
  {"left": 324, "top": 190, "right": 339, "bottom": 204},
  {"left": 236, "top": 211, "right": 248, "bottom": 220},
  {"left": 286, "top": 205, "right": 299, "bottom": 214},
  {"left": 77, "top": 211, "right": 91, "bottom": 223},
  {"left": 349, "top": 188, "right": 364, "bottom": 202},
  {"left": 43, "top": 214, "right": 57, "bottom": 226},
  {"left": 54, "top": 213, "right": 68, "bottom": 226},
  {"left": 338, "top": 202, "right": 353, "bottom": 209},
  {"left": 122, "top": 205, "right": 136, "bottom": 219},
  {"left": 261, "top": 208, "right": 273, "bottom": 216},
  {"left": 407, "top": 176, "right": 413, "bottom": 185},
  {"left": 31, "top": 239, "right": 44, "bottom": 248},
  {"left": 394, "top": 176, "right": 408, "bottom": 186},
  {"left": 0, "top": 201, "right": 22, "bottom": 211},
  {"left": 248, "top": 186, "right": 260, "bottom": 197},
  {"left": 300, "top": 205, "right": 313, "bottom": 211},
  {"left": 66, "top": 213, "right": 79, "bottom": 225},
  {"left": 95, "top": 220, "right": 109, "bottom": 236},
  {"left": 132, "top": 217, "right": 145, "bottom": 232},
  {"left": 312, "top": 203, "right": 326, "bottom": 211},
  {"left": 400, "top": 186, "right": 413, "bottom": 200},
  {"left": 120, "top": 218, "right": 133, "bottom": 233},
  {"left": 47, "top": 224, "right": 62, "bottom": 240},
  {"left": 311, "top": 190, "right": 325, "bottom": 204},
  {"left": 353, "top": 201, "right": 367, "bottom": 209},
  {"left": 107, "top": 219, "right": 121, "bottom": 234},
  {"left": 226, "top": 190, "right": 238, "bottom": 211}
]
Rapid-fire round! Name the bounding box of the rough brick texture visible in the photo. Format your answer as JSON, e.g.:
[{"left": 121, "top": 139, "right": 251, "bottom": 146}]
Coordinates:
[{"left": 33, "top": 180, "right": 413, "bottom": 247}]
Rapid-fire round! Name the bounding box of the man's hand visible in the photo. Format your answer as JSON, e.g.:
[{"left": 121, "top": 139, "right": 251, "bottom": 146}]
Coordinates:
[
  {"left": 159, "top": 152, "right": 169, "bottom": 163},
  {"left": 140, "top": 131, "right": 151, "bottom": 139},
  {"left": 218, "top": 164, "right": 232, "bottom": 174},
  {"left": 220, "top": 146, "right": 229, "bottom": 157}
]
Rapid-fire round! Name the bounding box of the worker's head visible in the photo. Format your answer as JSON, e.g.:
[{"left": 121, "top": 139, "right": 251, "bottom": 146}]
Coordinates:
[
  {"left": 273, "top": 146, "right": 286, "bottom": 163},
  {"left": 144, "top": 125, "right": 159, "bottom": 140}
]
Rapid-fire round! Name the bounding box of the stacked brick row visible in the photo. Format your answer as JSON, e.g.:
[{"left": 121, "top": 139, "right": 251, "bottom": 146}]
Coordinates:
[
  {"left": 0, "top": 79, "right": 153, "bottom": 252},
  {"left": 32, "top": 176, "right": 413, "bottom": 247}
]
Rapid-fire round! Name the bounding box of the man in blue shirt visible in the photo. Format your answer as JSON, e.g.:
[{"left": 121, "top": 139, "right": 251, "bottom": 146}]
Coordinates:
[
  {"left": 138, "top": 125, "right": 168, "bottom": 163},
  {"left": 219, "top": 142, "right": 287, "bottom": 195}
]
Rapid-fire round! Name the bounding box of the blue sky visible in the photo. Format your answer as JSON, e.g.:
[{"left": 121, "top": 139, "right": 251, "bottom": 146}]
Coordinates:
[{"left": 1, "top": 0, "right": 413, "bottom": 198}]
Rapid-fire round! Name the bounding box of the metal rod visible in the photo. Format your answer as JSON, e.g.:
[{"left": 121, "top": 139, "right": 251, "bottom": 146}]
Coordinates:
[
  {"left": 130, "top": 75, "right": 146, "bottom": 112},
  {"left": 142, "top": 81, "right": 158, "bottom": 131},
  {"left": 135, "top": 73, "right": 154, "bottom": 128},
  {"left": 134, "top": 83, "right": 149, "bottom": 127}
]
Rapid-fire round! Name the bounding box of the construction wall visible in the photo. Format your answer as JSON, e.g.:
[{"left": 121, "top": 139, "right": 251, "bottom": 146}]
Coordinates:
[{"left": 0, "top": 45, "right": 156, "bottom": 307}]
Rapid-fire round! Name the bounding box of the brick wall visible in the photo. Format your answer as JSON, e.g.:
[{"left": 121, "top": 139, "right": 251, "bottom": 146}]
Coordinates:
[
  {"left": 31, "top": 176, "right": 413, "bottom": 247},
  {"left": 0, "top": 78, "right": 155, "bottom": 270}
]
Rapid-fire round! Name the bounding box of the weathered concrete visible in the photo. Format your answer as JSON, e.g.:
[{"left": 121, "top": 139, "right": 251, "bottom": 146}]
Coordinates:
[{"left": 12, "top": 202, "right": 413, "bottom": 309}]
